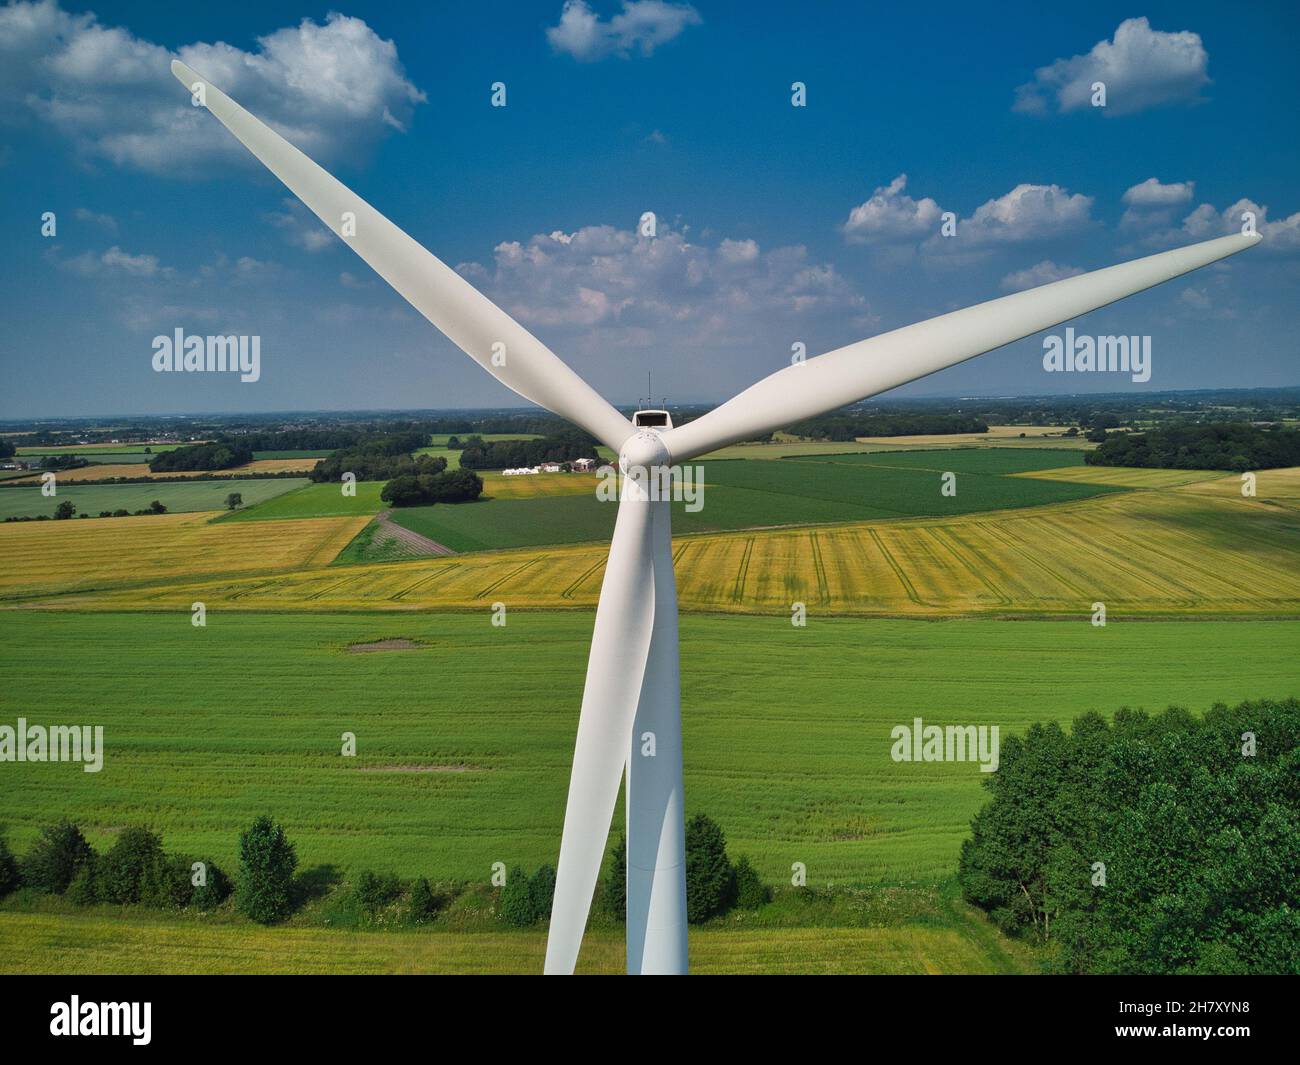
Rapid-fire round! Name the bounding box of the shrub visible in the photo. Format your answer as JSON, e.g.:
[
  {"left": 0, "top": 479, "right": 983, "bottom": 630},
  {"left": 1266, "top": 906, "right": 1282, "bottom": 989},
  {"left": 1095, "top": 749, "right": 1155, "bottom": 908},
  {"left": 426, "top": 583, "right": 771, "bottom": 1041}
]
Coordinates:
[
  {"left": 733, "top": 855, "right": 769, "bottom": 909},
  {"left": 141, "top": 852, "right": 196, "bottom": 909},
  {"left": 529, "top": 864, "right": 557, "bottom": 921},
  {"left": 0, "top": 837, "right": 19, "bottom": 898},
  {"left": 190, "top": 859, "right": 231, "bottom": 910},
  {"left": 409, "top": 877, "right": 437, "bottom": 923},
  {"left": 602, "top": 834, "right": 626, "bottom": 921},
  {"left": 498, "top": 866, "right": 537, "bottom": 926},
  {"left": 685, "top": 814, "right": 735, "bottom": 923},
  {"left": 98, "top": 827, "right": 165, "bottom": 904},
  {"left": 354, "top": 870, "right": 401, "bottom": 914},
  {"left": 66, "top": 859, "right": 99, "bottom": 905},
  {"left": 237, "top": 816, "right": 297, "bottom": 924},
  {"left": 21, "top": 821, "right": 94, "bottom": 894}
]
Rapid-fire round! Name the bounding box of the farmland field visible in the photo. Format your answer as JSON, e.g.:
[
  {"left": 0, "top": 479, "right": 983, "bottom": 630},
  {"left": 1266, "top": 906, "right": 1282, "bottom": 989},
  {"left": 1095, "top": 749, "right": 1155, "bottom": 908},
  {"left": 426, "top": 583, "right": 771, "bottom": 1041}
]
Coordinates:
[
  {"left": 0, "top": 477, "right": 306, "bottom": 519},
  {"left": 6, "top": 458, "right": 318, "bottom": 482},
  {"left": 0, "top": 611, "right": 1293, "bottom": 891},
  {"left": 382, "top": 454, "right": 1121, "bottom": 553},
  {"left": 0, "top": 902, "right": 1034, "bottom": 974},
  {"left": 57, "top": 471, "right": 1300, "bottom": 617},
  {"left": 0, "top": 512, "right": 370, "bottom": 600},
  {"left": 219, "top": 481, "right": 387, "bottom": 521}
]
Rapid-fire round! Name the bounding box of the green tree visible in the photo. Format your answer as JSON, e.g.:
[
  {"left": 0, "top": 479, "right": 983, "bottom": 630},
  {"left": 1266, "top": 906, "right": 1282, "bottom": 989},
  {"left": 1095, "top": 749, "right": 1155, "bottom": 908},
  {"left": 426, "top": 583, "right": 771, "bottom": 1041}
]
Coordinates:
[
  {"left": 733, "top": 855, "right": 769, "bottom": 909},
  {"left": 141, "top": 852, "right": 197, "bottom": 908},
  {"left": 685, "top": 814, "right": 735, "bottom": 923},
  {"left": 97, "top": 826, "right": 165, "bottom": 904},
  {"left": 498, "top": 865, "right": 537, "bottom": 926},
  {"left": 53, "top": 500, "right": 76, "bottom": 520},
  {"left": 960, "top": 699, "right": 1300, "bottom": 974},
  {"left": 66, "top": 859, "right": 99, "bottom": 905},
  {"left": 354, "top": 870, "right": 400, "bottom": 914},
  {"left": 147, "top": 500, "right": 167, "bottom": 514},
  {"left": 529, "top": 864, "right": 557, "bottom": 922},
  {"left": 0, "top": 837, "right": 21, "bottom": 897},
  {"left": 602, "top": 834, "right": 626, "bottom": 921},
  {"left": 224, "top": 491, "right": 243, "bottom": 510},
  {"left": 21, "top": 821, "right": 94, "bottom": 894},
  {"left": 190, "top": 859, "right": 231, "bottom": 910},
  {"left": 409, "top": 877, "right": 437, "bottom": 923},
  {"left": 237, "top": 815, "right": 297, "bottom": 924}
]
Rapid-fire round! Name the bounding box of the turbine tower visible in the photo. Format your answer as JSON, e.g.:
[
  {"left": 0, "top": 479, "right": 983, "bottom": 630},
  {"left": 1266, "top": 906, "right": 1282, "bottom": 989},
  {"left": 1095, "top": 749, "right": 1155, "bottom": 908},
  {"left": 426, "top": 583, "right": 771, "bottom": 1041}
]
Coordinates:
[{"left": 171, "top": 59, "right": 1260, "bottom": 975}]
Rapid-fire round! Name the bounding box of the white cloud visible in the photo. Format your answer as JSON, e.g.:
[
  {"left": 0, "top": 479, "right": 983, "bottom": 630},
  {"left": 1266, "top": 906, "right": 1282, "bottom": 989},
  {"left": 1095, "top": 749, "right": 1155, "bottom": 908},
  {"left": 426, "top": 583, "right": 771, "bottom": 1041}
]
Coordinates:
[
  {"left": 59, "top": 244, "right": 167, "bottom": 277},
  {"left": 1182, "top": 198, "right": 1300, "bottom": 252},
  {"left": 841, "top": 174, "right": 943, "bottom": 245},
  {"left": 951, "top": 183, "right": 1094, "bottom": 247},
  {"left": 0, "top": 0, "right": 424, "bottom": 175},
  {"left": 546, "top": 0, "right": 701, "bottom": 61},
  {"left": 1014, "top": 17, "right": 1209, "bottom": 117},
  {"left": 1000, "top": 260, "right": 1084, "bottom": 291},
  {"left": 1120, "top": 178, "right": 1195, "bottom": 230},
  {"left": 1122, "top": 177, "right": 1195, "bottom": 208},
  {"left": 73, "top": 206, "right": 117, "bottom": 231},
  {"left": 267, "top": 198, "right": 336, "bottom": 253},
  {"left": 456, "top": 221, "right": 870, "bottom": 353}
]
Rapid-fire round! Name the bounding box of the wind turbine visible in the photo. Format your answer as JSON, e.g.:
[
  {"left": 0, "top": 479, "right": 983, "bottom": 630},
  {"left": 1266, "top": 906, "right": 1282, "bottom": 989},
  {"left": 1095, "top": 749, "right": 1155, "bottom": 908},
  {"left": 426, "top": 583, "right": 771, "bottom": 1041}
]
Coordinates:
[{"left": 170, "top": 59, "right": 1260, "bottom": 975}]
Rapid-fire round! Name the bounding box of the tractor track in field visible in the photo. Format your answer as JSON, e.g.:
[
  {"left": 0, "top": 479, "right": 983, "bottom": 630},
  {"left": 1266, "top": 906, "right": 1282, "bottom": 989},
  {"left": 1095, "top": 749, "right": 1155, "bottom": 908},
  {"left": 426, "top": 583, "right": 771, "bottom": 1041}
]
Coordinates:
[{"left": 373, "top": 509, "right": 457, "bottom": 559}]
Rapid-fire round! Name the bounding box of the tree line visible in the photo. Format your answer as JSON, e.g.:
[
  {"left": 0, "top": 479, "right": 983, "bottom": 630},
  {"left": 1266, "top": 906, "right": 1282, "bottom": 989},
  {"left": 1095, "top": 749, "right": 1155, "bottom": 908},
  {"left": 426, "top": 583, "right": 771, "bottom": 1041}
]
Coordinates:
[
  {"left": 783, "top": 413, "right": 989, "bottom": 441},
  {"left": 1086, "top": 423, "right": 1300, "bottom": 472},
  {"left": 0, "top": 811, "right": 769, "bottom": 931},
  {"left": 457, "top": 430, "right": 600, "bottom": 470},
  {"left": 149, "top": 442, "right": 252, "bottom": 472},
  {"left": 958, "top": 697, "right": 1298, "bottom": 974}
]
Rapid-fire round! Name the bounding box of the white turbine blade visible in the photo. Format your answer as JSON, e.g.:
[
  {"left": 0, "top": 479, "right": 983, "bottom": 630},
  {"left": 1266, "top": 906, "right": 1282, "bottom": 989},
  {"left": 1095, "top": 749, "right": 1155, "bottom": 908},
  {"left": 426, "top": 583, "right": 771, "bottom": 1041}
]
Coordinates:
[
  {"left": 170, "top": 60, "right": 634, "bottom": 453},
  {"left": 545, "top": 491, "right": 656, "bottom": 974},
  {"left": 661, "top": 232, "right": 1262, "bottom": 461}
]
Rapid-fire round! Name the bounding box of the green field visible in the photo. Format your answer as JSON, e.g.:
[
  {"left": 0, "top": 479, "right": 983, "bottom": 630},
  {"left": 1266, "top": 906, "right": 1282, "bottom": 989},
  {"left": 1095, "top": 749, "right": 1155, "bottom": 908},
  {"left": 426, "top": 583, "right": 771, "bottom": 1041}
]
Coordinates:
[
  {"left": 251, "top": 449, "right": 333, "bottom": 460},
  {"left": 219, "top": 481, "right": 387, "bottom": 521},
  {"left": 0, "top": 892, "right": 1034, "bottom": 974},
  {"left": 808, "top": 448, "right": 1089, "bottom": 474},
  {"left": 0, "top": 478, "right": 306, "bottom": 520},
  {"left": 383, "top": 453, "right": 1121, "bottom": 553},
  {"left": 0, "top": 611, "right": 1292, "bottom": 890}
]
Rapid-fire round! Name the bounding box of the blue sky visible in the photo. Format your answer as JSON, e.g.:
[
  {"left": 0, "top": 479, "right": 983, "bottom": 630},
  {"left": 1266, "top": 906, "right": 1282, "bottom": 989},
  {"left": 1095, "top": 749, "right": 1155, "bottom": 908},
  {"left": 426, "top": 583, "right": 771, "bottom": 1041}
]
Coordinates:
[{"left": 2, "top": 0, "right": 1297, "bottom": 417}]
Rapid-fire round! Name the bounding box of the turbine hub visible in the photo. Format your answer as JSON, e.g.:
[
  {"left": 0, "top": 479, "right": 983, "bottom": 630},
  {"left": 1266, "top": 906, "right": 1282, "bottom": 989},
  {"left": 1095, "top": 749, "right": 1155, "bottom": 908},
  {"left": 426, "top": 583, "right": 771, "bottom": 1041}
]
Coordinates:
[{"left": 618, "top": 431, "right": 670, "bottom": 476}]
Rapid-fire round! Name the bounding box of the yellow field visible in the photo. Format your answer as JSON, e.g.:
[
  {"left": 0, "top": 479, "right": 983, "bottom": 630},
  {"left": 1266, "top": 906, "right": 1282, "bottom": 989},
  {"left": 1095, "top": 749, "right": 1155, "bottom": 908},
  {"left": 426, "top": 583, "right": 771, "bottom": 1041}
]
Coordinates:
[
  {"left": 479, "top": 471, "right": 600, "bottom": 499},
  {"left": 0, "top": 511, "right": 370, "bottom": 600},
  {"left": 7, "top": 458, "right": 316, "bottom": 482},
  {"left": 31, "top": 472, "right": 1300, "bottom": 618},
  {"left": 852, "top": 425, "right": 1087, "bottom": 448},
  {"left": 1014, "top": 465, "right": 1223, "bottom": 488}
]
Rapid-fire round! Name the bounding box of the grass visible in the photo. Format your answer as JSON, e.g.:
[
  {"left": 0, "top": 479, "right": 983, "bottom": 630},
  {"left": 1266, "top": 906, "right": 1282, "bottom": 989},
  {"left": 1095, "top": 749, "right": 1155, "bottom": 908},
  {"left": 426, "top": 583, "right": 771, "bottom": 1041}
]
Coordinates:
[
  {"left": 0, "top": 478, "right": 306, "bottom": 520},
  {"left": 64, "top": 471, "right": 1300, "bottom": 617},
  {"left": 0, "top": 512, "right": 371, "bottom": 600},
  {"left": 0, "top": 611, "right": 1294, "bottom": 891},
  {"left": 0, "top": 894, "right": 1034, "bottom": 974},
  {"left": 807, "top": 447, "right": 1088, "bottom": 474},
  {"left": 218, "top": 481, "right": 387, "bottom": 521}
]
